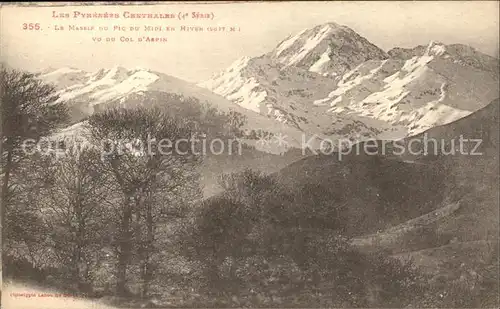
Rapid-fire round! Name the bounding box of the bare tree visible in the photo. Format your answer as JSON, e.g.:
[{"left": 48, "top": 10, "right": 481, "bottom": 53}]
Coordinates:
[
  {"left": 87, "top": 106, "right": 202, "bottom": 297},
  {"left": 38, "top": 148, "right": 113, "bottom": 292},
  {"left": 0, "top": 67, "right": 68, "bottom": 272},
  {"left": 135, "top": 160, "right": 202, "bottom": 298}
]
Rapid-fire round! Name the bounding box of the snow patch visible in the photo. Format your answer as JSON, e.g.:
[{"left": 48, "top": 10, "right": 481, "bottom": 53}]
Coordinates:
[
  {"left": 284, "top": 25, "right": 332, "bottom": 66},
  {"left": 41, "top": 67, "right": 83, "bottom": 77},
  {"left": 198, "top": 56, "right": 267, "bottom": 113},
  {"left": 226, "top": 77, "right": 266, "bottom": 113},
  {"left": 198, "top": 56, "right": 250, "bottom": 91},
  {"left": 309, "top": 48, "right": 331, "bottom": 73},
  {"left": 90, "top": 71, "right": 160, "bottom": 105},
  {"left": 426, "top": 41, "right": 447, "bottom": 57},
  {"left": 411, "top": 104, "right": 470, "bottom": 135},
  {"left": 275, "top": 29, "right": 307, "bottom": 57}
]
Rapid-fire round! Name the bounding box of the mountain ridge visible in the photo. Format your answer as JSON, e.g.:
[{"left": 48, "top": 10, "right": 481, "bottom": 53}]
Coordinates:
[
  {"left": 37, "top": 22, "right": 499, "bottom": 155},
  {"left": 199, "top": 22, "right": 499, "bottom": 145}
]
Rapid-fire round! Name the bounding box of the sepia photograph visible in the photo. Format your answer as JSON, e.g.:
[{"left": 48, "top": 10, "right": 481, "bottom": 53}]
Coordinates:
[{"left": 0, "top": 1, "right": 499, "bottom": 308}]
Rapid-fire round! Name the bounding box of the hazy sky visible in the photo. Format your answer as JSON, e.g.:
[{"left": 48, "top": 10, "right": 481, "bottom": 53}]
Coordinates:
[{"left": 1, "top": 1, "right": 498, "bottom": 82}]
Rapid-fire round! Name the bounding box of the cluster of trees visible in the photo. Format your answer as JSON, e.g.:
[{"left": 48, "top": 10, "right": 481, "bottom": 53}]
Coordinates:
[
  {"left": 1, "top": 68, "right": 70, "bottom": 291},
  {"left": 180, "top": 167, "right": 498, "bottom": 308},
  {"left": 180, "top": 169, "right": 427, "bottom": 307},
  {"left": 0, "top": 67, "right": 239, "bottom": 300}
]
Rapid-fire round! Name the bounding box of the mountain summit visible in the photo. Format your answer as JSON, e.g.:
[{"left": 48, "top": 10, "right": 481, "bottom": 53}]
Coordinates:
[{"left": 269, "top": 22, "right": 389, "bottom": 76}]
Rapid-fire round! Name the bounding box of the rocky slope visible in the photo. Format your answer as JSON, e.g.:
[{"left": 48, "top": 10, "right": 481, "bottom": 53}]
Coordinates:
[{"left": 316, "top": 41, "right": 499, "bottom": 137}]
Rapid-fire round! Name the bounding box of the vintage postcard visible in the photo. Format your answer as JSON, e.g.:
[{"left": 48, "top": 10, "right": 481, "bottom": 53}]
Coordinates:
[{"left": 0, "top": 1, "right": 499, "bottom": 308}]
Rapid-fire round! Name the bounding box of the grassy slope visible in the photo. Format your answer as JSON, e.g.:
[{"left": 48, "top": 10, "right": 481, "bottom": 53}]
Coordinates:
[{"left": 275, "top": 98, "right": 499, "bottom": 282}]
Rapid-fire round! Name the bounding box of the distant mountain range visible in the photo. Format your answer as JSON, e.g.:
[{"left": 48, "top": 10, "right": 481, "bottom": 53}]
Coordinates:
[
  {"left": 199, "top": 22, "right": 499, "bottom": 142},
  {"left": 37, "top": 21, "right": 498, "bottom": 155}
]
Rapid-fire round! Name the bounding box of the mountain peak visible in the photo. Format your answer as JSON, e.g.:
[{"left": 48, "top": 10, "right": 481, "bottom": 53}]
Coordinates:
[
  {"left": 425, "top": 41, "right": 447, "bottom": 57},
  {"left": 269, "top": 22, "right": 388, "bottom": 76},
  {"left": 389, "top": 42, "right": 498, "bottom": 70},
  {"left": 272, "top": 22, "right": 349, "bottom": 60},
  {"left": 420, "top": 41, "right": 499, "bottom": 74}
]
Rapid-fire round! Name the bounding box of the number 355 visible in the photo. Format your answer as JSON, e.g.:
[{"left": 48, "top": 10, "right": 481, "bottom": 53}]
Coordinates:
[{"left": 22, "top": 23, "right": 41, "bottom": 30}]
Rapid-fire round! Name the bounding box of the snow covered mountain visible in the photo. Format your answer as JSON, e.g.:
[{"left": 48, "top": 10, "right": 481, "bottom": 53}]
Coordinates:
[
  {"left": 269, "top": 22, "right": 389, "bottom": 76},
  {"left": 39, "top": 66, "right": 313, "bottom": 196},
  {"left": 39, "top": 22, "right": 498, "bottom": 153},
  {"left": 315, "top": 41, "right": 499, "bottom": 136},
  {"left": 199, "top": 22, "right": 499, "bottom": 142},
  {"left": 198, "top": 22, "right": 393, "bottom": 143},
  {"left": 38, "top": 66, "right": 310, "bottom": 151}
]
